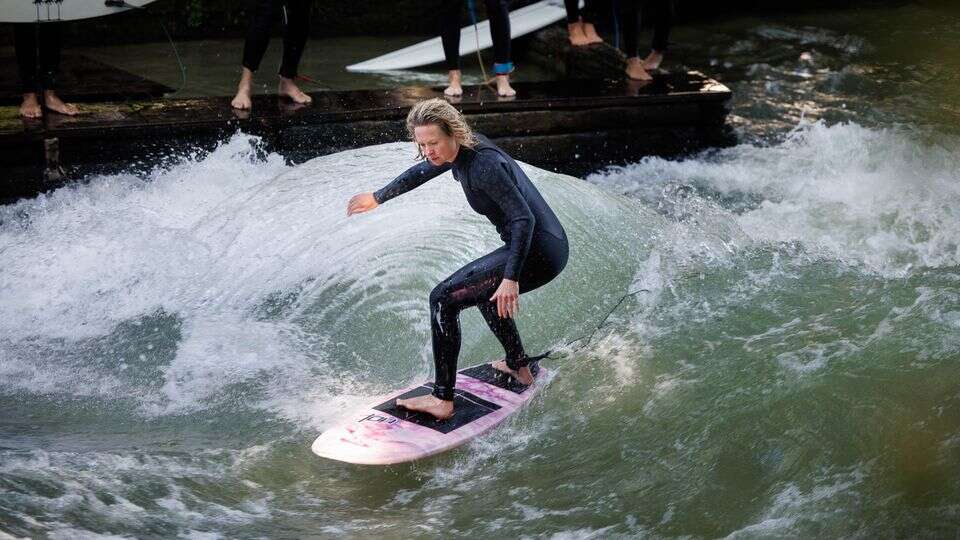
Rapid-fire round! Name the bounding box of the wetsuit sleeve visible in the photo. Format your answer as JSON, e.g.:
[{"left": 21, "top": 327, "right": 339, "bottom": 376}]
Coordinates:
[
  {"left": 479, "top": 161, "right": 536, "bottom": 282},
  {"left": 373, "top": 160, "right": 451, "bottom": 204}
]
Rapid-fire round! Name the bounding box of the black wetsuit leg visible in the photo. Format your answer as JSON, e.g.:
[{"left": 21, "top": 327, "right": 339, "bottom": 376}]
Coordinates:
[
  {"left": 441, "top": 0, "right": 511, "bottom": 71},
  {"left": 279, "top": 0, "right": 310, "bottom": 79},
  {"left": 242, "top": 0, "right": 310, "bottom": 77},
  {"left": 485, "top": 0, "right": 512, "bottom": 67},
  {"left": 564, "top": 0, "right": 580, "bottom": 23},
  {"left": 620, "top": 0, "right": 672, "bottom": 57},
  {"left": 14, "top": 23, "right": 61, "bottom": 93},
  {"left": 620, "top": 0, "right": 641, "bottom": 58},
  {"left": 429, "top": 232, "right": 568, "bottom": 400},
  {"left": 649, "top": 0, "right": 672, "bottom": 53},
  {"left": 570, "top": 0, "right": 602, "bottom": 25},
  {"left": 440, "top": 0, "right": 462, "bottom": 71},
  {"left": 585, "top": 0, "right": 604, "bottom": 25},
  {"left": 242, "top": 0, "right": 282, "bottom": 73}
]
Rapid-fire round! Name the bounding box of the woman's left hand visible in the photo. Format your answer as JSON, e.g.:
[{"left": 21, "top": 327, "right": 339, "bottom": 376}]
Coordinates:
[{"left": 490, "top": 279, "right": 520, "bottom": 318}]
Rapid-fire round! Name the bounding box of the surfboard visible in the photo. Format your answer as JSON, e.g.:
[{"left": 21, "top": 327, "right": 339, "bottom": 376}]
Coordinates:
[
  {"left": 0, "top": 0, "right": 157, "bottom": 23},
  {"left": 346, "top": 0, "right": 571, "bottom": 72},
  {"left": 312, "top": 361, "right": 550, "bottom": 465}
]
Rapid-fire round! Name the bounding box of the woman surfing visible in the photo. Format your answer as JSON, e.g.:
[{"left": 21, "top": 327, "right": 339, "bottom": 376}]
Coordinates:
[{"left": 347, "top": 98, "right": 568, "bottom": 420}]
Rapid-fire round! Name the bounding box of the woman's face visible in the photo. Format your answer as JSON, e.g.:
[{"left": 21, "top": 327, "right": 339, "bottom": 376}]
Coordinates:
[{"left": 414, "top": 124, "right": 459, "bottom": 166}]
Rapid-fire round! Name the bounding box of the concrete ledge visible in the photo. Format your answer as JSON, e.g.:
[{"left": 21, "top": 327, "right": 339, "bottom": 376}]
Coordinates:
[{"left": 0, "top": 72, "right": 732, "bottom": 203}]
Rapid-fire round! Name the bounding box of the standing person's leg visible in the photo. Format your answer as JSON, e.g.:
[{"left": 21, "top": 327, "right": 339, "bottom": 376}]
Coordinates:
[
  {"left": 440, "top": 0, "right": 463, "bottom": 96},
  {"left": 565, "top": 0, "right": 589, "bottom": 45},
  {"left": 564, "top": 0, "right": 580, "bottom": 23},
  {"left": 277, "top": 0, "right": 312, "bottom": 104},
  {"left": 581, "top": 0, "right": 604, "bottom": 44},
  {"left": 397, "top": 246, "right": 516, "bottom": 419},
  {"left": 621, "top": 0, "right": 651, "bottom": 80},
  {"left": 643, "top": 0, "right": 672, "bottom": 70},
  {"left": 36, "top": 22, "right": 76, "bottom": 115},
  {"left": 14, "top": 24, "right": 41, "bottom": 118},
  {"left": 485, "top": 0, "right": 516, "bottom": 97},
  {"left": 232, "top": 0, "right": 281, "bottom": 110}
]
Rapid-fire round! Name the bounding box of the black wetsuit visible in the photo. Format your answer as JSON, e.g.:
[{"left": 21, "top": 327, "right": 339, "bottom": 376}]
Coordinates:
[
  {"left": 374, "top": 135, "right": 569, "bottom": 401},
  {"left": 14, "top": 23, "right": 61, "bottom": 93},
  {"left": 565, "top": 0, "right": 601, "bottom": 25},
  {"left": 241, "top": 0, "right": 310, "bottom": 79},
  {"left": 620, "top": 0, "right": 672, "bottom": 57},
  {"left": 440, "top": 0, "right": 513, "bottom": 74}
]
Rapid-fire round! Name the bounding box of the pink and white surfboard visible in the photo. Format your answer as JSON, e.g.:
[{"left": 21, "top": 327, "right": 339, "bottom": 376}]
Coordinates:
[{"left": 312, "top": 362, "right": 550, "bottom": 465}]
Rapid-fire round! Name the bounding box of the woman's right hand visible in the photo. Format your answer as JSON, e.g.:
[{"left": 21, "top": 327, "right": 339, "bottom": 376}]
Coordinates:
[{"left": 347, "top": 193, "right": 379, "bottom": 216}]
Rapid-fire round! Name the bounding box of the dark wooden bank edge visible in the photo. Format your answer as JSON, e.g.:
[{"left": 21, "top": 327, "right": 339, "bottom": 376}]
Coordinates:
[{"left": 0, "top": 72, "right": 731, "bottom": 204}]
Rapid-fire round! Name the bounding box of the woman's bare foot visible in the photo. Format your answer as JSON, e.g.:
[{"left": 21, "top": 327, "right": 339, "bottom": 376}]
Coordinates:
[
  {"left": 231, "top": 87, "right": 252, "bottom": 110},
  {"left": 491, "top": 360, "right": 535, "bottom": 385},
  {"left": 279, "top": 77, "right": 312, "bottom": 105},
  {"left": 582, "top": 22, "right": 604, "bottom": 44},
  {"left": 643, "top": 50, "right": 664, "bottom": 71},
  {"left": 231, "top": 67, "right": 254, "bottom": 110},
  {"left": 444, "top": 69, "right": 463, "bottom": 97},
  {"left": 42, "top": 91, "right": 78, "bottom": 115},
  {"left": 396, "top": 394, "right": 454, "bottom": 420},
  {"left": 496, "top": 74, "right": 516, "bottom": 97},
  {"left": 626, "top": 57, "right": 653, "bottom": 81},
  {"left": 19, "top": 93, "right": 41, "bottom": 118},
  {"left": 568, "top": 21, "right": 590, "bottom": 46}
]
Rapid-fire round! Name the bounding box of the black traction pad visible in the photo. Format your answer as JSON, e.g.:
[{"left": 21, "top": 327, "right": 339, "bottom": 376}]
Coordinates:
[
  {"left": 374, "top": 385, "right": 502, "bottom": 434},
  {"left": 459, "top": 362, "right": 540, "bottom": 395}
]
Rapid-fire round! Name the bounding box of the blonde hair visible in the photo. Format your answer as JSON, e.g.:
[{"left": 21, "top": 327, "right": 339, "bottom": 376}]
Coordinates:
[{"left": 406, "top": 98, "right": 477, "bottom": 159}]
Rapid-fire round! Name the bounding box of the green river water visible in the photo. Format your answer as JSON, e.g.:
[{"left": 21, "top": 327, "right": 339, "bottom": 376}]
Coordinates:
[{"left": 2, "top": 2, "right": 960, "bottom": 538}]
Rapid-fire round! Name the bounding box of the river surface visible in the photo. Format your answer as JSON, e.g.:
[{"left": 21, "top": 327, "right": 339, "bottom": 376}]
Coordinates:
[{"left": 3, "top": 2, "right": 960, "bottom": 538}]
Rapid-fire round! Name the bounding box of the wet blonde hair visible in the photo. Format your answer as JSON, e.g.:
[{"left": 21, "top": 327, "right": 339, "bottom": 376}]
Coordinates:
[{"left": 406, "top": 98, "right": 477, "bottom": 159}]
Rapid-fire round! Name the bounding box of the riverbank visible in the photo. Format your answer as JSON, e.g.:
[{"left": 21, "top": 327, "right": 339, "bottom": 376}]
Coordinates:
[{"left": 0, "top": 73, "right": 732, "bottom": 203}]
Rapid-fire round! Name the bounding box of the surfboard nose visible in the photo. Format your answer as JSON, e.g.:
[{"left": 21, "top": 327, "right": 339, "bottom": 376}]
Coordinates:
[{"left": 311, "top": 421, "right": 428, "bottom": 465}]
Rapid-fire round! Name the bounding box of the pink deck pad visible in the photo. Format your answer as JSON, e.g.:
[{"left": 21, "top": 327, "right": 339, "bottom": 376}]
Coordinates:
[{"left": 311, "top": 365, "right": 550, "bottom": 465}]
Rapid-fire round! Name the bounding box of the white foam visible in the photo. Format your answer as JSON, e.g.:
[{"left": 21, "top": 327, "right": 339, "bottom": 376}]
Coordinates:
[
  {"left": 589, "top": 121, "right": 960, "bottom": 276},
  {"left": 0, "top": 447, "right": 276, "bottom": 537},
  {"left": 1, "top": 136, "right": 652, "bottom": 426},
  {"left": 47, "top": 530, "right": 133, "bottom": 540},
  {"left": 725, "top": 465, "right": 867, "bottom": 538},
  {"left": 542, "top": 526, "right": 616, "bottom": 540}
]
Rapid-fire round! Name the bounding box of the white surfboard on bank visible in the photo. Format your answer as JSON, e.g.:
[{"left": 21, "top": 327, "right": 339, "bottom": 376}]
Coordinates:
[
  {"left": 0, "top": 0, "right": 157, "bottom": 23},
  {"left": 347, "top": 0, "right": 573, "bottom": 72}
]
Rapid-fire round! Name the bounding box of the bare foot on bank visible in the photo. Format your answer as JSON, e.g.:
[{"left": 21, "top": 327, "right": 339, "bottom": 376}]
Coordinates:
[
  {"left": 279, "top": 77, "right": 312, "bottom": 105},
  {"left": 568, "top": 21, "right": 590, "bottom": 46},
  {"left": 583, "top": 22, "right": 604, "bottom": 44},
  {"left": 626, "top": 57, "right": 653, "bottom": 81},
  {"left": 19, "top": 93, "right": 41, "bottom": 118},
  {"left": 43, "top": 91, "right": 78, "bottom": 115},
  {"left": 643, "top": 50, "right": 664, "bottom": 71},
  {"left": 491, "top": 360, "right": 535, "bottom": 385},
  {"left": 496, "top": 74, "right": 516, "bottom": 97},
  {"left": 232, "top": 68, "right": 254, "bottom": 110},
  {"left": 445, "top": 69, "right": 463, "bottom": 97},
  {"left": 396, "top": 394, "right": 454, "bottom": 420},
  {"left": 231, "top": 86, "right": 252, "bottom": 110}
]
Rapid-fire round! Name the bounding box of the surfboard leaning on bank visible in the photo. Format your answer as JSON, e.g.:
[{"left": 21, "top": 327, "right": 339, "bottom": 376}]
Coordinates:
[
  {"left": 0, "top": 0, "right": 157, "bottom": 23},
  {"left": 346, "top": 0, "right": 570, "bottom": 72}
]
